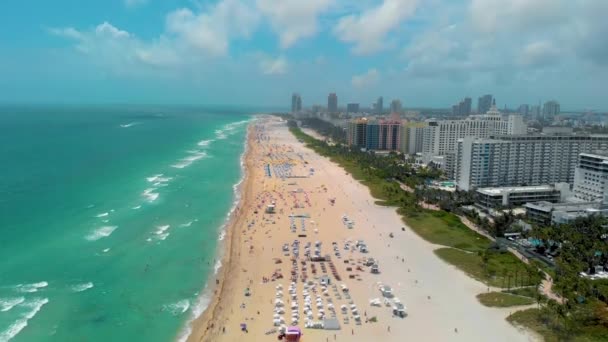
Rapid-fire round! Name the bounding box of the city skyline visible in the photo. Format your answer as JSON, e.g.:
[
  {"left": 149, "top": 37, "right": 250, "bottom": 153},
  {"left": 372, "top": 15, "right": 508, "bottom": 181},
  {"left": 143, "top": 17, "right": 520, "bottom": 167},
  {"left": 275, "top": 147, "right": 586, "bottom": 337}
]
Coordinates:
[{"left": 1, "top": 0, "right": 607, "bottom": 111}]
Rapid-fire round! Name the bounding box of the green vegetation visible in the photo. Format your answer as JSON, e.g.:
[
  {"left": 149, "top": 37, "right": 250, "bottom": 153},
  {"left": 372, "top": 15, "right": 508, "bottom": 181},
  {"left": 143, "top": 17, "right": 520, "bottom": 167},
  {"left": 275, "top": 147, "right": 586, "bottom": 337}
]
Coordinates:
[
  {"left": 527, "top": 216, "right": 608, "bottom": 339},
  {"left": 504, "top": 286, "right": 541, "bottom": 299},
  {"left": 508, "top": 308, "right": 608, "bottom": 342},
  {"left": 399, "top": 209, "right": 488, "bottom": 251},
  {"left": 435, "top": 248, "right": 538, "bottom": 287},
  {"left": 477, "top": 292, "right": 535, "bottom": 307}
]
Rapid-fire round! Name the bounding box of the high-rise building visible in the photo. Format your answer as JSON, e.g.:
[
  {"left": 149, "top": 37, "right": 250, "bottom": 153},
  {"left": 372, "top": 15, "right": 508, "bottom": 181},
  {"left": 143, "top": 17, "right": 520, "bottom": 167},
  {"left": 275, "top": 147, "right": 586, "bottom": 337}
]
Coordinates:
[
  {"left": 347, "top": 117, "right": 402, "bottom": 151},
  {"left": 542, "top": 100, "right": 560, "bottom": 120},
  {"left": 291, "top": 93, "right": 302, "bottom": 113},
  {"left": 328, "top": 93, "right": 338, "bottom": 113},
  {"left": 477, "top": 94, "right": 493, "bottom": 114},
  {"left": 375, "top": 97, "right": 384, "bottom": 114},
  {"left": 400, "top": 122, "right": 427, "bottom": 154},
  {"left": 346, "top": 103, "right": 360, "bottom": 113},
  {"left": 390, "top": 100, "right": 402, "bottom": 114},
  {"left": 530, "top": 105, "right": 541, "bottom": 119},
  {"left": 462, "top": 97, "right": 472, "bottom": 116},
  {"left": 518, "top": 104, "right": 529, "bottom": 117},
  {"left": 422, "top": 105, "right": 527, "bottom": 157},
  {"left": 452, "top": 97, "right": 472, "bottom": 116},
  {"left": 572, "top": 153, "right": 608, "bottom": 203},
  {"left": 452, "top": 104, "right": 460, "bottom": 116},
  {"left": 455, "top": 134, "right": 608, "bottom": 191}
]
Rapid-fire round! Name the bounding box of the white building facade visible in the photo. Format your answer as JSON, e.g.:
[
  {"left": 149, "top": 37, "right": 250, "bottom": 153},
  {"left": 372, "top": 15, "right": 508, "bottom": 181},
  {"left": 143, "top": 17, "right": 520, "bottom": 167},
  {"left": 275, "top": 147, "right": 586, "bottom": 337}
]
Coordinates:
[
  {"left": 422, "top": 111, "right": 526, "bottom": 157},
  {"left": 456, "top": 135, "right": 608, "bottom": 191},
  {"left": 572, "top": 153, "right": 608, "bottom": 203}
]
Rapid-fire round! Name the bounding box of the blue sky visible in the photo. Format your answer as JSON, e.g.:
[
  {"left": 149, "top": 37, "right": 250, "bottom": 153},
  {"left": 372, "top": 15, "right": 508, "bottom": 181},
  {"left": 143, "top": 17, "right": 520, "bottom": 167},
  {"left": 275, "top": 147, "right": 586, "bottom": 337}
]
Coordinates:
[{"left": 1, "top": 0, "right": 607, "bottom": 110}]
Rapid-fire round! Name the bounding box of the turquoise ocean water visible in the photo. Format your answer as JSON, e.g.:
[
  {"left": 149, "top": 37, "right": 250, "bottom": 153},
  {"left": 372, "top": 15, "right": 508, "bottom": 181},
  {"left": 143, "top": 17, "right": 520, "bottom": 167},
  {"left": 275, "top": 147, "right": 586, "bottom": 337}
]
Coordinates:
[{"left": 0, "top": 105, "right": 251, "bottom": 341}]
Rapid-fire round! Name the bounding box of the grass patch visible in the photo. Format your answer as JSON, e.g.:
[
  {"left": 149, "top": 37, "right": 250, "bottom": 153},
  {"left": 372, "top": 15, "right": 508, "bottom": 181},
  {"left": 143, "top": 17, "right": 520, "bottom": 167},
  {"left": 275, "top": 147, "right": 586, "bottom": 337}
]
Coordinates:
[
  {"left": 477, "top": 292, "right": 535, "bottom": 307},
  {"left": 435, "top": 248, "right": 538, "bottom": 288},
  {"left": 508, "top": 308, "right": 608, "bottom": 342},
  {"left": 400, "top": 209, "right": 489, "bottom": 252},
  {"left": 503, "top": 287, "right": 539, "bottom": 299}
]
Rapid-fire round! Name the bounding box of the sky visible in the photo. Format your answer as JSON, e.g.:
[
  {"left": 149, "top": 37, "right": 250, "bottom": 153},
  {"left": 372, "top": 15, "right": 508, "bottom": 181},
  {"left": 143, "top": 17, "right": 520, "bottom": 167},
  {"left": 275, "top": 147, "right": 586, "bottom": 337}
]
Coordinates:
[{"left": 1, "top": 0, "right": 607, "bottom": 110}]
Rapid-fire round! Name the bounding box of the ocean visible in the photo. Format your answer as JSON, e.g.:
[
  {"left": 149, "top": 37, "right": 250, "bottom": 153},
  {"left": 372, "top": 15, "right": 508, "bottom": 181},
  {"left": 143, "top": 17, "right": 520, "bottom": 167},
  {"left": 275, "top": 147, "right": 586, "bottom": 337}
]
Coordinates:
[{"left": 0, "top": 105, "right": 251, "bottom": 341}]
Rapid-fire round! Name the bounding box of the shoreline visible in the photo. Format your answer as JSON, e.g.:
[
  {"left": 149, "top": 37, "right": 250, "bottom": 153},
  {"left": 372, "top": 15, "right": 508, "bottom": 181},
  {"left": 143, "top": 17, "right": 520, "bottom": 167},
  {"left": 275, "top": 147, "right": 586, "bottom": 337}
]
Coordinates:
[
  {"left": 185, "top": 116, "right": 536, "bottom": 342},
  {"left": 184, "top": 117, "right": 257, "bottom": 342}
]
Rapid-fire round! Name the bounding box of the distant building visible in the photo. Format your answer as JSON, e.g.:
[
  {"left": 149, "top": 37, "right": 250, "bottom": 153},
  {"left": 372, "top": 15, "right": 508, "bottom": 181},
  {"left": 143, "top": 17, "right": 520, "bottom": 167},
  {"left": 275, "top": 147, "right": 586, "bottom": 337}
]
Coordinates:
[
  {"left": 347, "top": 118, "right": 368, "bottom": 148},
  {"left": 477, "top": 94, "right": 493, "bottom": 114},
  {"left": 518, "top": 104, "right": 529, "bottom": 116},
  {"left": 291, "top": 93, "right": 302, "bottom": 113},
  {"left": 347, "top": 115, "right": 402, "bottom": 151},
  {"left": 346, "top": 103, "right": 360, "bottom": 113},
  {"left": 328, "top": 93, "right": 338, "bottom": 113},
  {"left": 375, "top": 97, "right": 384, "bottom": 114},
  {"left": 455, "top": 134, "right": 608, "bottom": 191},
  {"left": 530, "top": 105, "right": 541, "bottom": 119},
  {"left": 543, "top": 100, "right": 560, "bottom": 120},
  {"left": 400, "top": 122, "right": 427, "bottom": 154},
  {"left": 573, "top": 153, "right": 608, "bottom": 203},
  {"left": 452, "top": 97, "right": 472, "bottom": 116},
  {"left": 390, "top": 100, "right": 402, "bottom": 114}
]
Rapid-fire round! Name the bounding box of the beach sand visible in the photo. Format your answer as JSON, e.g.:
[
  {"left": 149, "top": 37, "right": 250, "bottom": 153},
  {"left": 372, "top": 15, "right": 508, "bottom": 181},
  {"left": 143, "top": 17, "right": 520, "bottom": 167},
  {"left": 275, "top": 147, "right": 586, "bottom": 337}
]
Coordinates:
[{"left": 186, "top": 116, "right": 538, "bottom": 342}]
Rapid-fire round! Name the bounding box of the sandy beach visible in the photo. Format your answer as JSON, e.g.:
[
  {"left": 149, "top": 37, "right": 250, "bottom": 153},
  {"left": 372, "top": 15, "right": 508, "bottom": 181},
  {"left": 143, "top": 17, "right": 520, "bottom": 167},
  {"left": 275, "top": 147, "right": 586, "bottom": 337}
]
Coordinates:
[{"left": 186, "top": 116, "right": 538, "bottom": 342}]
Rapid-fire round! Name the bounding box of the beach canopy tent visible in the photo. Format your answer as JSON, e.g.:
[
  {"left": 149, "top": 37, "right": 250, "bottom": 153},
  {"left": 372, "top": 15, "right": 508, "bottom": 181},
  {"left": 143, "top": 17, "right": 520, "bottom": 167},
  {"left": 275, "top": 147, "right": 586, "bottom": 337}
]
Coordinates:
[
  {"left": 323, "top": 318, "right": 341, "bottom": 330},
  {"left": 284, "top": 326, "right": 302, "bottom": 341}
]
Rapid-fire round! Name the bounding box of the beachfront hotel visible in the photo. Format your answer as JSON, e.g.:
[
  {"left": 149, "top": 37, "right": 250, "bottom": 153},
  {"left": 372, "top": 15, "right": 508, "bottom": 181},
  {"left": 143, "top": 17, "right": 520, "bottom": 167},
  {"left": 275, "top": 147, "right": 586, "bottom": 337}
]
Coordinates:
[
  {"left": 421, "top": 104, "right": 527, "bottom": 157},
  {"left": 347, "top": 114, "right": 402, "bottom": 152},
  {"left": 572, "top": 152, "right": 608, "bottom": 203},
  {"left": 455, "top": 134, "right": 608, "bottom": 191}
]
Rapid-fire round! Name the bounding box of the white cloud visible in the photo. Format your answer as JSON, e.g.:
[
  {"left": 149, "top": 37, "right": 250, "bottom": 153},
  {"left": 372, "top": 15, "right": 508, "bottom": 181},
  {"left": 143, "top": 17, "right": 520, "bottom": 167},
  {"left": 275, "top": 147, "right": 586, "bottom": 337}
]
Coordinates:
[
  {"left": 50, "top": 0, "right": 260, "bottom": 72},
  {"left": 334, "top": 0, "right": 418, "bottom": 55},
  {"left": 166, "top": 1, "right": 259, "bottom": 56},
  {"left": 258, "top": 55, "right": 288, "bottom": 75},
  {"left": 518, "top": 41, "right": 560, "bottom": 67},
  {"left": 257, "top": 0, "right": 333, "bottom": 48},
  {"left": 125, "top": 0, "right": 148, "bottom": 8},
  {"left": 351, "top": 68, "right": 379, "bottom": 88},
  {"left": 470, "top": 0, "right": 565, "bottom": 35},
  {"left": 403, "top": 0, "right": 608, "bottom": 85}
]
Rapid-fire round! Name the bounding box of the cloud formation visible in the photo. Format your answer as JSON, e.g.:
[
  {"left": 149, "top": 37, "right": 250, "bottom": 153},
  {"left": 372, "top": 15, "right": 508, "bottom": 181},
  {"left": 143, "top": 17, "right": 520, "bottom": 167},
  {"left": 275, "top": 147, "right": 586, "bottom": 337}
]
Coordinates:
[
  {"left": 352, "top": 68, "right": 379, "bottom": 88},
  {"left": 257, "top": 0, "right": 333, "bottom": 49},
  {"left": 334, "top": 0, "right": 418, "bottom": 54},
  {"left": 258, "top": 55, "right": 288, "bottom": 75}
]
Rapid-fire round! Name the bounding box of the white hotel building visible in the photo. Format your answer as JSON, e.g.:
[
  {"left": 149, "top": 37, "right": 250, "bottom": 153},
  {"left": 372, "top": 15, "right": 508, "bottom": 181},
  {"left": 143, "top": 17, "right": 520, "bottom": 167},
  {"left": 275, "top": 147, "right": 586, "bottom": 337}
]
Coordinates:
[
  {"left": 422, "top": 107, "right": 527, "bottom": 157},
  {"left": 572, "top": 153, "right": 608, "bottom": 203},
  {"left": 455, "top": 134, "right": 608, "bottom": 191}
]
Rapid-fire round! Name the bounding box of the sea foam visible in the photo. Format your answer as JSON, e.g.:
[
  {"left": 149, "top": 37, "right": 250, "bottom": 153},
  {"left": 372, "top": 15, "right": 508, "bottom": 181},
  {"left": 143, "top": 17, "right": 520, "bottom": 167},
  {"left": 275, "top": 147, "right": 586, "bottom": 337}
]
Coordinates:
[
  {"left": 163, "top": 299, "right": 190, "bottom": 316},
  {"left": 0, "top": 298, "right": 49, "bottom": 341},
  {"left": 71, "top": 282, "right": 94, "bottom": 293},
  {"left": 171, "top": 151, "right": 208, "bottom": 169},
  {"left": 95, "top": 212, "right": 109, "bottom": 218},
  {"left": 197, "top": 139, "right": 213, "bottom": 147},
  {"left": 86, "top": 226, "right": 118, "bottom": 241},
  {"left": 151, "top": 225, "right": 171, "bottom": 241},
  {"left": 142, "top": 188, "right": 159, "bottom": 202},
  {"left": 0, "top": 297, "right": 25, "bottom": 312},
  {"left": 16, "top": 282, "right": 48, "bottom": 293}
]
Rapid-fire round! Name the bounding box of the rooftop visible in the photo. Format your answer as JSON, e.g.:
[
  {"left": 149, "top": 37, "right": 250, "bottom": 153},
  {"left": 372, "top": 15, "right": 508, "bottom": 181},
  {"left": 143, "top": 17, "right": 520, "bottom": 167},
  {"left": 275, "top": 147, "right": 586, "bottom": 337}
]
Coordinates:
[
  {"left": 524, "top": 201, "right": 604, "bottom": 212},
  {"left": 477, "top": 185, "right": 556, "bottom": 196}
]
